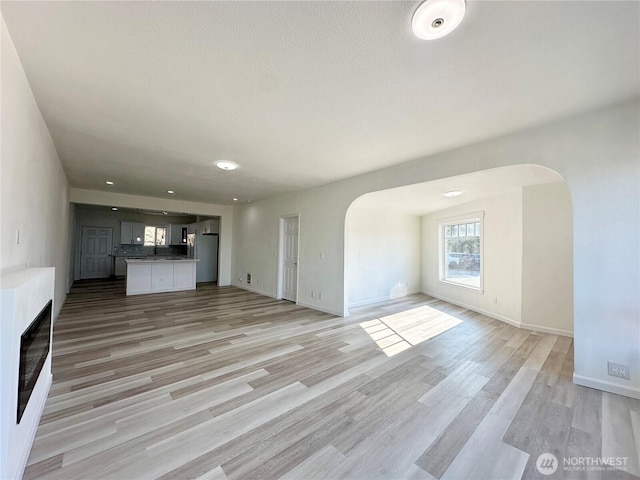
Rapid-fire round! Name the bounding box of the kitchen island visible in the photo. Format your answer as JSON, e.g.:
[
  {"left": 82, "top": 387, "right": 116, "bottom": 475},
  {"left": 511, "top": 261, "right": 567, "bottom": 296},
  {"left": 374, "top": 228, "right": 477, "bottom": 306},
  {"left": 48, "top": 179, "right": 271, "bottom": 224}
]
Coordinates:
[{"left": 125, "top": 258, "right": 199, "bottom": 296}]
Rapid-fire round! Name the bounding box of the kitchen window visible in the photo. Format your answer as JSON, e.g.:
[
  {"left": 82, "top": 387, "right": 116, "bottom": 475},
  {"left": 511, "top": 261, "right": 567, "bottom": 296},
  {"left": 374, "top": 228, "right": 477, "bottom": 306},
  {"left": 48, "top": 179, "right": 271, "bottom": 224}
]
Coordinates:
[
  {"left": 144, "top": 226, "right": 167, "bottom": 246},
  {"left": 439, "top": 212, "right": 483, "bottom": 292}
]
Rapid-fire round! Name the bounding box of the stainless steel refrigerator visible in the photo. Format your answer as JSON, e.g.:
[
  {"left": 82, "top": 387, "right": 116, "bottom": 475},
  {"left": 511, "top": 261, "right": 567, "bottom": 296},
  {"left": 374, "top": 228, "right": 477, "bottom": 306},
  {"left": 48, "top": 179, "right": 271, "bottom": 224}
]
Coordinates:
[{"left": 187, "top": 233, "right": 219, "bottom": 283}]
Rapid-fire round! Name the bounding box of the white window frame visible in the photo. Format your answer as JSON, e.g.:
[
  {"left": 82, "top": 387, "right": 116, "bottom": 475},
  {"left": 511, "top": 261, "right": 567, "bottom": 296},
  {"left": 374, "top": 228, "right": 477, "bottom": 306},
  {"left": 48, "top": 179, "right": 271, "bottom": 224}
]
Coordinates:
[
  {"left": 438, "top": 211, "right": 484, "bottom": 293},
  {"left": 143, "top": 225, "right": 168, "bottom": 246}
]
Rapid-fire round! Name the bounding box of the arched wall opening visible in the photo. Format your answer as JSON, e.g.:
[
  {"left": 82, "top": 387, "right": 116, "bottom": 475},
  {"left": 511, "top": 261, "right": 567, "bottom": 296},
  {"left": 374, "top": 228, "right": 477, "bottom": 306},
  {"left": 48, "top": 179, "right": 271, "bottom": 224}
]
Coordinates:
[
  {"left": 344, "top": 164, "right": 573, "bottom": 336},
  {"left": 231, "top": 100, "right": 636, "bottom": 397}
]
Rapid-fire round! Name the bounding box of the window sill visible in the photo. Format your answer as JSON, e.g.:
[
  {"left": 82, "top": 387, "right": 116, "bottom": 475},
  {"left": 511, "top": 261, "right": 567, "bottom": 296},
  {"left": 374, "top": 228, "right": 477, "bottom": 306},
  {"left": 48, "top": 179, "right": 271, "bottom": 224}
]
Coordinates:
[{"left": 438, "top": 279, "right": 484, "bottom": 294}]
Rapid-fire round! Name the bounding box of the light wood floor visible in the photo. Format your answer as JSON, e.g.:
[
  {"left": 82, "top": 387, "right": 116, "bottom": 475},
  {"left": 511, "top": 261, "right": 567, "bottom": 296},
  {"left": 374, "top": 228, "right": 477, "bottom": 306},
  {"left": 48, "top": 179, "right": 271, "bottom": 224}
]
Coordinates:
[{"left": 24, "top": 280, "right": 640, "bottom": 480}]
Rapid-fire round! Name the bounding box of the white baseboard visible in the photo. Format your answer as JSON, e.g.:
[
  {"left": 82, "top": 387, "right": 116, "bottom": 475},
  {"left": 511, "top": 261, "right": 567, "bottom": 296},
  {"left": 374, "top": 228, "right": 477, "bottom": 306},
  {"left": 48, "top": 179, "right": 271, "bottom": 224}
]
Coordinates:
[
  {"left": 573, "top": 373, "right": 640, "bottom": 399},
  {"left": 232, "top": 284, "right": 343, "bottom": 317},
  {"left": 296, "top": 301, "right": 343, "bottom": 317},
  {"left": 422, "top": 290, "right": 573, "bottom": 337},
  {"left": 519, "top": 321, "right": 573, "bottom": 337},
  {"left": 348, "top": 290, "right": 422, "bottom": 309},
  {"left": 232, "top": 283, "right": 277, "bottom": 299}
]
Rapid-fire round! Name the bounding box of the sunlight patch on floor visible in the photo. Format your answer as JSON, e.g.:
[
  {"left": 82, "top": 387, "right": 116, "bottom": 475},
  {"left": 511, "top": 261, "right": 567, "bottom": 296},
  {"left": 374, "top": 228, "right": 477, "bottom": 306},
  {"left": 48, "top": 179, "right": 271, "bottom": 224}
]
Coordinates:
[{"left": 360, "top": 305, "right": 464, "bottom": 357}]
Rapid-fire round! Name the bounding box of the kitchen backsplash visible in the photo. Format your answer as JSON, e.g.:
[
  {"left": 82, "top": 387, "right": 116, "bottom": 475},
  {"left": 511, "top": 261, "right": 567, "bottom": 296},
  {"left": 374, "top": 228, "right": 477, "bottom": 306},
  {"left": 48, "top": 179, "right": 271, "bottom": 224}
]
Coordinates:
[{"left": 114, "top": 244, "right": 188, "bottom": 257}]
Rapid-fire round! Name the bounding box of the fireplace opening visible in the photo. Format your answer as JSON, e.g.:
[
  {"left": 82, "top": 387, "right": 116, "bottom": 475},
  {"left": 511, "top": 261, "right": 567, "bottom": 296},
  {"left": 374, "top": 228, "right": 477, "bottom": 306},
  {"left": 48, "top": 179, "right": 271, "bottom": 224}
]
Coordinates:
[{"left": 17, "top": 299, "right": 52, "bottom": 423}]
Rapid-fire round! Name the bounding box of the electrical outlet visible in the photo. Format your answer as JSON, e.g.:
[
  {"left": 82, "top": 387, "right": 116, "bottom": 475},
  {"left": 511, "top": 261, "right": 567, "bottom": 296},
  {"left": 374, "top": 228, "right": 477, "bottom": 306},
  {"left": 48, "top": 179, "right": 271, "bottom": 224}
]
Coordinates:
[
  {"left": 247, "top": 273, "right": 252, "bottom": 285},
  {"left": 608, "top": 361, "right": 630, "bottom": 380},
  {"left": 619, "top": 364, "right": 629, "bottom": 379}
]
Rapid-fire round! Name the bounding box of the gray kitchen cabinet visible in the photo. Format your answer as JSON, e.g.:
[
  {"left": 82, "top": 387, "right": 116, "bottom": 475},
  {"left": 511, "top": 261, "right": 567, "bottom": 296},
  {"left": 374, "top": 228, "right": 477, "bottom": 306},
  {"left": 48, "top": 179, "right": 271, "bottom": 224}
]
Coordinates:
[
  {"left": 120, "top": 221, "right": 145, "bottom": 244},
  {"left": 170, "top": 224, "right": 188, "bottom": 245},
  {"left": 198, "top": 218, "right": 219, "bottom": 234},
  {"left": 115, "top": 257, "right": 127, "bottom": 276}
]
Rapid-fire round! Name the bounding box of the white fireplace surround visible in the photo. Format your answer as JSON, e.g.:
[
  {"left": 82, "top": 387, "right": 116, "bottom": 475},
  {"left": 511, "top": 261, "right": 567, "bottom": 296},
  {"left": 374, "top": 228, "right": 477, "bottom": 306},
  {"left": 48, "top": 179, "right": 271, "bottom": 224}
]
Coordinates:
[{"left": 1, "top": 267, "right": 55, "bottom": 480}]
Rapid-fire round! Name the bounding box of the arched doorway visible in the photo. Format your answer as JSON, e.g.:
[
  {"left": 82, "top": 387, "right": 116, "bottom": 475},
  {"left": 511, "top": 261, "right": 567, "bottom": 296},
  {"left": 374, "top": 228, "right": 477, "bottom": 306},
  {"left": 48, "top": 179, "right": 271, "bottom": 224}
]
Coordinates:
[{"left": 345, "top": 165, "right": 573, "bottom": 336}]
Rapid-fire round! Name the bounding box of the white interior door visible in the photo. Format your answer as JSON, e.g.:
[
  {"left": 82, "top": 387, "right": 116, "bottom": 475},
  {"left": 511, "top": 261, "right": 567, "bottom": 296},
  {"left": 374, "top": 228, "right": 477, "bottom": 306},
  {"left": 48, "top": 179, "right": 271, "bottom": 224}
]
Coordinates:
[
  {"left": 281, "top": 216, "right": 299, "bottom": 302},
  {"left": 80, "top": 226, "right": 113, "bottom": 279}
]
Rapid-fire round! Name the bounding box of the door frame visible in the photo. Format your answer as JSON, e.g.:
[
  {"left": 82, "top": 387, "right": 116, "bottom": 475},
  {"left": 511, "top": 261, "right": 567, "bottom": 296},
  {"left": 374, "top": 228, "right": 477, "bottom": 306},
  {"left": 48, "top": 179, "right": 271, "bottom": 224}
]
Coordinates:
[{"left": 277, "top": 214, "right": 300, "bottom": 302}]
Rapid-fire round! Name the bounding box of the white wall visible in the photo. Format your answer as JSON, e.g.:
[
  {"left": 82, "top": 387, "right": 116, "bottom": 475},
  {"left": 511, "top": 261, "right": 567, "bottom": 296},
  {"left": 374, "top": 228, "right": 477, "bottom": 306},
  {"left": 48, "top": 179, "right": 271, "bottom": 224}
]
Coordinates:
[
  {"left": 565, "top": 110, "right": 639, "bottom": 398},
  {"left": 69, "top": 188, "right": 234, "bottom": 286},
  {"left": 522, "top": 182, "right": 573, "bottom": 334},
  {"left": 232, "top": 188, "right": 353, "bottom": 315},
  {"left": 1, "top": 17, "right": 70, "bottom": 479},
  {"left": 346, "top": 203, "right": 421, "bottom": 307},
  {"left": 231, "top": 201, "right": 282, "bottom": 299},
  {"left": 421, "top": 189, "right": 524, "bottom": 326},
  {"left": 232, "top": 99, "right": 639, "bottom": 398},
  {"left": 0, "top": 16, "right": 71, "bottom": 316}
]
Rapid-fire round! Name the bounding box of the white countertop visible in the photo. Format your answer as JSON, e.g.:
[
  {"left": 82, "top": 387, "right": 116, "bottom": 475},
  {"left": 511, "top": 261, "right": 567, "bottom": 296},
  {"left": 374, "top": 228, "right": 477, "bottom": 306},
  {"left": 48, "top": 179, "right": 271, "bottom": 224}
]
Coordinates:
[{"left": 125, "top": 258, "right": 199, "bottom": 263}]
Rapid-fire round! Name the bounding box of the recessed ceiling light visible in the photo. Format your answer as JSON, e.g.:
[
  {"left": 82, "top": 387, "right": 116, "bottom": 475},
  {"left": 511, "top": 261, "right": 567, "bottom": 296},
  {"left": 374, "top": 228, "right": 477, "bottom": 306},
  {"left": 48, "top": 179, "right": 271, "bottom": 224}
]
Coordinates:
[
  {"left": 106, "top": 181, "right": 114, "bottom": 185},
  {"left": 216, "top": 160, "right": 239, "bottom": 171},
  {"left": 442, "top": 190, "right": 463, "bottom": 198},
  {"left": 412, "top": 0, "right": 466, "bottom": 40},
  {"left": 167, "top": 190, "right": 174, "bottom": 194},
  {"left": 111, "top": 207, "right": 118, "bottom": 211},
  {"left": 233, "top": 198, "right": 239, "bottom": 201}
]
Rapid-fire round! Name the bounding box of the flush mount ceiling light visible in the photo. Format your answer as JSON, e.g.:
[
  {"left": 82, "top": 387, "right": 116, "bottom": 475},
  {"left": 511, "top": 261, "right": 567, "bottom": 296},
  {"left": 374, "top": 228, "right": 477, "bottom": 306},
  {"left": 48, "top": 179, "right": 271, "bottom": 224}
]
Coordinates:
[
  {"left": 111, "top": 207, "right": 118, "bottom": 211},
  {"left": 167, "top": 190, "right": 174, "bottom": 194},
  {"left": 412, "top": 0, "right": 466, "bottom": 40},
  {"left": 442, "top": 190, "right": 463, "bottom": 197},
  {"left": 216, "top": 160, "right": 239, "bottom": 171},
  {"left": 105, "top": 181, "right": 114, "bottom": 185}
]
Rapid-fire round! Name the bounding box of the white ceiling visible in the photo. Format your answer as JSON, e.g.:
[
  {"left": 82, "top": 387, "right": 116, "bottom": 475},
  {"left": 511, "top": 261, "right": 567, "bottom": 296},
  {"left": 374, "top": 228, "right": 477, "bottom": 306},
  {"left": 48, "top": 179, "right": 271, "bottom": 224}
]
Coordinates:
[{"left": 2, "top": 1, "right": 638, "bottom": 205}]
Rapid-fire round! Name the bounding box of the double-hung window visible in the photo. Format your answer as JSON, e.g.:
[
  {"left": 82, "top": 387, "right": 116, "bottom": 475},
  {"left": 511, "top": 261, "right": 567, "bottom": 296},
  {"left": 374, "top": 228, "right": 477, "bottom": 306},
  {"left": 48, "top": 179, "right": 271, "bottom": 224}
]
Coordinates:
[{"left": 439, "top": 212, "right": 483, "bottom": 291}]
